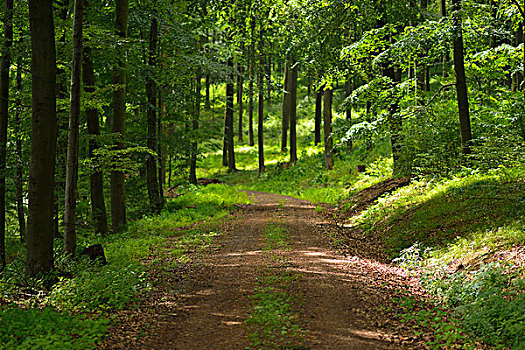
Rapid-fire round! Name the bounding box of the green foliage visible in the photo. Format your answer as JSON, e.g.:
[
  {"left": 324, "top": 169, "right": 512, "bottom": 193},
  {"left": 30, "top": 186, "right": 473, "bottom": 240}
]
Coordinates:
[
  {"left": 0, "top": 306, "right": 109, "bottom": 350},
  {"left": 46, "top": 260, "right": 148, "bottom": 312},
  {"left": 421, "top": 264, "right": 525, "bottom": 349}
]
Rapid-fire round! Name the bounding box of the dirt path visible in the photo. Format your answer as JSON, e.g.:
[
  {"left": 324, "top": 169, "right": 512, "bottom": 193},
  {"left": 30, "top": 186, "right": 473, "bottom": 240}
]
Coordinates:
[{"left": 115, "top": 191, "right": 428, "bottom": 349}]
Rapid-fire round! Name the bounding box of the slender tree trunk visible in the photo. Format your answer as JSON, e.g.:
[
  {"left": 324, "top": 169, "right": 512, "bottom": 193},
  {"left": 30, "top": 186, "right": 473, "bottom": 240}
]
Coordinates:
[
  {"left": 26, "top": 0, "right": 57, "bottom": 276},
  {"left": 314, "top": 89, "right": 322, "bottom": 145},
  {"left": 205, "top": 74, "right": 211, "bottom": 109},
  {"left": 384, "top": 67, "right": 404, "bottom": 175},
  {"left": 345, "top": 78, "right": 353, "bottom": 153},
  {"left": 258, "top": 66, "right": 265, "bottom": 174},
  {"left": 64, "top": 0, "right": 84, "bottom": 255},
  {"left": 441, "top": 0, "right": 449, "bottom": 78},
  {"left": 281, "top": 54, "right": 289, "bottom": 152},
  {"left": 289, "top": 59, "right": 298, "bottom": 165},
  {"left": 111, "top": 0, "right": 129, "bottom": 232},
  {"left": 225, "top": 59, "right": 236, "bottom": 171},
  {"left": 248, "top": 61, "right": 255, "bottom": 147},
  {"left": 266, "top": 55, "right": 272, "bottom": 108},
  {"left": 248, "top": 19, "right": 255, "bottom": 147},
  {"left": 54, "top": 0, "right": 71, "bottom": 240},
  {"left": 452, "top": 0, "right": 472, "bottom": 154},
  {"left": 14, "top": 35, "right": 25, "bottom": 243},
  {"left": 238, "top": 64, "right": 244, "bottom": 142},
  {"left": 83, "top": 47, "right": 108, "bottom": 235},
  {"left": 190, "top": 37, "right": 204, "bottom": 184},
  {"left": 0, "top": 0, "right": 13, "bottom": 268},
  {"left": 146, "top": 16, "right": 161, "bottom": 213},
  {"left": 323, "top": 88, "right": 334, "bottom": 170}
]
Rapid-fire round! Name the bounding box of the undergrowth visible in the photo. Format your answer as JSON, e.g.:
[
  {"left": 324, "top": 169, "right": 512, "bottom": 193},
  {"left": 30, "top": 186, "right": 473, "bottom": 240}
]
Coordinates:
[{"left": 0, "top": 184, "right": 250, "bottom": 348}]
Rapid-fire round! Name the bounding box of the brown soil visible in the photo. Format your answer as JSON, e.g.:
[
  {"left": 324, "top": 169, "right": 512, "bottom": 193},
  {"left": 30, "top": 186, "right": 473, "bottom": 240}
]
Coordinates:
[{"left": 101, "top": 191, "right": 431, "bottom": 349}]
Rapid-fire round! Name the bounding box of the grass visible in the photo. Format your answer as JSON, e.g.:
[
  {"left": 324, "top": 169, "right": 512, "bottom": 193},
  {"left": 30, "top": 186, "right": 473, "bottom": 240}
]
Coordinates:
[{"left": 245, "top": 221, "right": 307, "bottom": 350}]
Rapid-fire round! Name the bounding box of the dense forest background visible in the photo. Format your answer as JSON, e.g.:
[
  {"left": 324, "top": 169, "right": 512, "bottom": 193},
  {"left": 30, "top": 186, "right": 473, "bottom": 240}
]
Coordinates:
[{"left": 0, "top": 0, "right": 524, "bottom": 348}]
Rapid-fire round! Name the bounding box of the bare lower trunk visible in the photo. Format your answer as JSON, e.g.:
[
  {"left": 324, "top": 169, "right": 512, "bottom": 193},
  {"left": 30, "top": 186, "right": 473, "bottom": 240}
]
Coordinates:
[
  {"left": 248, "top": 64, "right": 255, "bottom": 147},
  {"left": 14, "top": 36, "right": 26, "bottom": 243},
  {"left": 225, "top": 59, "right": 236, "bottom": 172},
  {"left": 83, "top": 29, "right": 108, "bottom": 235},
  {"left": 288, "top": 59, "right": 298, "bottom": 165},
  {"left": 323, "top": 88, "right": 334, "bottom": 170},
  {"left": 281, "top": 55, "right": 289, "bottom": 152},
  {"left": 64, "top": 0, "right": 84, "bottom": 255},
  {"left": 345, "top": 78, "right": 353, "bottom": 153},
  {"left": 238, "top": 64, "right": 244, "bottom": 142},
  {"left": 258, "top": 69, "right": 265, "bottom": 174},
  {"left": 26, "top": 0, "right": 57, "bottom": 276},
  {"left": 146, "top": 17, "right": 161, "bottom": 213},
  {"left": 452, "top": 0, "right": 472, "bottom": 155},
  {"left": 314, "top": 90, "right": 322, "bottom": 146},
  {"left": 111, "top": 0, "right": 129, "bottom": 232},
  {"left": 0, "top": 0, "right": 14, "bottom": 268}
]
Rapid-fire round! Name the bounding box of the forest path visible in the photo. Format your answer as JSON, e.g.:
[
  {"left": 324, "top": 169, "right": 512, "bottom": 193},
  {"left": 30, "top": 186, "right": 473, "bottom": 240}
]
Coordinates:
[{"left": 114, "top": 191, "right": 427, "bottom": 349}]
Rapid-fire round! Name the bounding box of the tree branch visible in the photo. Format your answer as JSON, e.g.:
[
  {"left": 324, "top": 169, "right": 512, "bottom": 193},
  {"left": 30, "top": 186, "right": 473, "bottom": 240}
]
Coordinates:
[{"left": 425, "top": 83, "right": 456, "bottom": 107}]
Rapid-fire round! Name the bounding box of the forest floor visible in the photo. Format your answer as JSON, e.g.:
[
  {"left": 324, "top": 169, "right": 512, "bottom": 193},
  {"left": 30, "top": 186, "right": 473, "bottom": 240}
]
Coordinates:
[{"left": 101, "top": 191, "right": 440, "bottom": 349}]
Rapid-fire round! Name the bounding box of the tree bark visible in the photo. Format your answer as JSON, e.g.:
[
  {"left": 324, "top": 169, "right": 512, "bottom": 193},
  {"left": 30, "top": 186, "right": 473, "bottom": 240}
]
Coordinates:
[
  {"left": 451, "top": 0, "right": 472, "bottom": 154},
  {"left": 26, "top": 0, "right": 57, "bottom": 276},
  {"left": 14, "top": 35, "right": 25, "bottom": 243},
  {"left": 345, "top": 78, "right": 353, "bottom": 153},
  {"left": 314, "top": 89, "right": 322, "bottom": 146},
  {"left": 288, "top": 59, "right": 298, "bottom": 165},
  {"left": 441, "top": 0, "right": 449, "bottom": 78},
  {"left": 238, "top": 63, "right": 244, "bottom": 142},
  {"left": 190, "top": 37, "right": 204, "bottom": 184},
  {"left": 54, "top": 0, "right": 70, "bottom": 240},
  {"left": 323, "top": 88, "right": 334, "bottom": 170},
  {"left": 111, "top": 0, "right": 129, "bottom": 232},
  {"left": 83, "top": 45, "right": 108, "bottom": 235},
  {"left": 248, "top": 62, "right": 255, "bottom": 146},
  {"left": 281, "top": 54, "right": 289, "bottom": 152},
  {"left": 64, "top": 0, "right": 84, "bottom": 256},
  {"left": 146, "top": 16, "right": 161, "bottom": 213},
  {"left": 258, "top": 65, "right": 265, "bottom": 174},
  {"left": 0, "top": 0, "right": 13, "bottom": 268},
  {"left": 225, "top": 59, "right": 236, "bottom": 172}
]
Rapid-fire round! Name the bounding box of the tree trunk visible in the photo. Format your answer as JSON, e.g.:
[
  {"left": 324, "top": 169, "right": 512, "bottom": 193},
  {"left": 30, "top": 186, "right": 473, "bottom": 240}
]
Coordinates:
[
  {"left": 441, "top": 0, "right": 449, "bottom": 78},
  {"left": 288, "top": 59, "right": 298, "bottom": 165},
  {"left": 266, "top": 55, "right": 272, "bottom": 108},
  {"left": 258, "top": 66, "right": 265, "bottom": 174},
  {"left": 345, "top": 78, "right": 353, "bottom": 153},
  {"left": 248, "top": 68, "right": 255, "bottom": 147},
  {"left": 26, "top": 0, "right": 57, "bottom": 276},
  {"left": 238, "top": 64, "right": 244, "bottom": 142},
  {"left": 452, "top": 0, "right": 472, "bottom": 155},
  {"left": 323, "top": 88, "right": 334, "bottom": 170},
  {"left": 146, "top": 16, "right": 161, "bottom": 213},
  {"left": 225, "top": 59, "right": 236, "bottom": 172},
  {"left": 281, "top": 55, "right": 289, "bottom": 152},
  {"left": 111, "top": 0, "right": 129, "bottom": 232},
  {"left": 190, "top": 37, "right": 204, "bottom": 184},
  {"left": 83, "top": 45, "right": 108, "bottom": 236},
  {"left": 384, "top": 67, "right": 404, "bottom": 176},
  {"left": 64, "top": 0, "right": 84, "bottom": 256},
  {"left": 54, "top": 0, "right": 70, "bottom": 240},
  {"left": 314, "top": 89, "right": 322, "bottom": 145},
  {"left": 14, "top": 35, "right": 26, "bottom": 243},
  {"left": 0, "top": 0, "right": 13, "bottom": 268},
  {"left": 205, "top": 74, "right": 211, "bottom": 109}
]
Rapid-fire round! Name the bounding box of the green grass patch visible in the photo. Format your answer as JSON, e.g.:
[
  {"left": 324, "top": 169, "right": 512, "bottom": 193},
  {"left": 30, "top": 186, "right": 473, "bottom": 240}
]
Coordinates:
[
  {"left": 264, "top": 223, "right": 290, "bottom": 251},
  {"left": 245, "top": 272, "right": 307, "bottom": 350}
]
